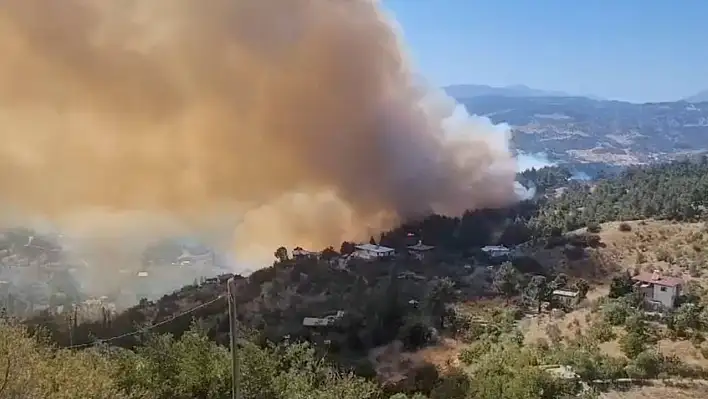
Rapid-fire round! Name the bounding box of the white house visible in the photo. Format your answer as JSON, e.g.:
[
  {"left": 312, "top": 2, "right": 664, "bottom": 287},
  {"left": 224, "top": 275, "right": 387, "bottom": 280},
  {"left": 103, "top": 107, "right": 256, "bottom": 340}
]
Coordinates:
[
  {"left": 407, "top": 241, "right": 434, "bottom": 260},
  {"left": 292, "top": 247, "right": 319, "bottom": 259},
  {"left": 633, "top": 270, "right": 683, "bottom": 310},
  {"left": 175, "top": 246, "right": 215, "bottom": 267},
  {"left": 302, "top": 311, "right": 345, "bottom": 327},
  {"left": 354, "top": 244, "right": 395, "bottom": 260},
  {"left": 481, "top": 245, "right": 511, "bottom": 258},
  {"left": 551, "top": 289, "right": 579, "bottom": 307}
]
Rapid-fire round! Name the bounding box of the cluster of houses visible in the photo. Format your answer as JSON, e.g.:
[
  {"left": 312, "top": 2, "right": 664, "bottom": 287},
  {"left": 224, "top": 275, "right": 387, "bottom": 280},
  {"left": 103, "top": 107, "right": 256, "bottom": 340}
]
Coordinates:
[
  {"left": 289, "top": 240, "right": 522, "bottom": 272},
  {"left": 291, "top": 239, "right": 438, "bottom": 264}
]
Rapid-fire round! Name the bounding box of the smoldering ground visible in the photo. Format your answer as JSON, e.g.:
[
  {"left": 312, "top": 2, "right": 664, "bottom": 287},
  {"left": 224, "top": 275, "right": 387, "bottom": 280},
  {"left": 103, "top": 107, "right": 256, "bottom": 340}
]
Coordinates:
[{"left": 0, "top": 0, "right": 521, "bottom": 296}]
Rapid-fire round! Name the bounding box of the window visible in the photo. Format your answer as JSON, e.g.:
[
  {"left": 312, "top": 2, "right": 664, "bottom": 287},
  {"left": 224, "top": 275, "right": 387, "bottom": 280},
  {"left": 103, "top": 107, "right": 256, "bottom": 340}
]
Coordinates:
[{"left": 660, "top": 286, "right": 667, "bottom": 292}]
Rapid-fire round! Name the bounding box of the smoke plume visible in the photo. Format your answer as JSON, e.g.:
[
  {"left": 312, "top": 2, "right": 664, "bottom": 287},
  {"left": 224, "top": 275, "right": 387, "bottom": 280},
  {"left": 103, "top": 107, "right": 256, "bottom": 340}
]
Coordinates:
[{"left": 0, "top": 0, "right": 519, "bottom": 278}]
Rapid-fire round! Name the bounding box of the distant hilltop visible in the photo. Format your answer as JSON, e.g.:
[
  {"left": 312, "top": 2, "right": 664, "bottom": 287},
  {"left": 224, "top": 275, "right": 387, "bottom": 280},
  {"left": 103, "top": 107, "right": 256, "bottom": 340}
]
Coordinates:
[
  {"left": 444, "top": 88, "right": 708, "bottom": 167},
  {"left": 684, "top": 89, "right": 708, "bottom": 103},
  {"left": 443, "top": 84, "right": 604, "bottom": 101}
]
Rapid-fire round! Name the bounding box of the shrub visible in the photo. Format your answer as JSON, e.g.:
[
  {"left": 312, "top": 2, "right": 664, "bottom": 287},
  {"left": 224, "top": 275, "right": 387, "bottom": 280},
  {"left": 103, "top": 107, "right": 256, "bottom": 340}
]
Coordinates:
[
  {"left": 458, "top": 340, "right": 493, "bottom": 365},
  {"left": 586, "top": 222, "right": 601, "bottom": 233},
  {"left": 618, "top": 222, "right": 632, "bottom": 232},
  {"left": 602, "top": 300, "right": 632, "bottom": 326},
  {"left": 399, "top": 319, "right": 433, "bottom": 351},
  {"left": 545, "top": 323, "right": 563, "bottom": 344},
  {"left": 588, "top": 320, "right": 616, "bottom": 343},
  {"left": 619, "top": 331, "right": 649, "bottom": 359}
]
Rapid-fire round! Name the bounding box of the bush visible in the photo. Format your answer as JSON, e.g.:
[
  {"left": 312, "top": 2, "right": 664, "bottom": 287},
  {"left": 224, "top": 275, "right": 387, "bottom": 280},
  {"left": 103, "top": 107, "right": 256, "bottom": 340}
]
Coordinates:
[
  {"left": 429, "top": 369, "right": 471, "bottom": 399},
  {"left": 618, "top": 222, "right": 632, "bottom": 232},
  {"left": 458, "top": 340, "right": 493, "bottom": 365},
  {"left": 619, "top": 331, "right": 649, "bottom": 359},
  {"left": 586, "top": 222, "right": 601, "bottom": 233},
  {"left": 602, "top": 300, "right": 632, "bottom": 326},
  {"left": 399, "top": 319, "right": 433, "bottom": 351},
  {"left": 628, "top": 350, "right": 663, "bottom": 379},
  {"left": 0, "top": 320, "right": 386, "bottom": 399},
  {"left": 545, "top": 323, "right": 563, "bottom": 344},
  {"left": 588, "top": 320, "right": 616, "bottom": 343}
]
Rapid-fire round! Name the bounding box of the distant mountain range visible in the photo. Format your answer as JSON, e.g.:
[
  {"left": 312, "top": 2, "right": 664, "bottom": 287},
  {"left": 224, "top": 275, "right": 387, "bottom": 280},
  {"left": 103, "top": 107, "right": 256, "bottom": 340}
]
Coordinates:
[
  {"left": 684, "top": 90, "right": 708, "bottom": 103},
  {"left": 444, "top": 84, "right": 605, "bottom": 101},
  {"left": 444, "top": 87, "right": 708, "bottom": 167}
]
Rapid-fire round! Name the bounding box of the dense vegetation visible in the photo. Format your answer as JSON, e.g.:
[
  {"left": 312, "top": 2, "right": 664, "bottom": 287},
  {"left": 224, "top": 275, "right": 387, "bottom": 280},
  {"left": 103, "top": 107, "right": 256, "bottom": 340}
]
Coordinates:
[
  {"left": 531, "top": 158, "right": 708, "bottom": 235},
  {"left": 14, "top": 157, "right": 708, "bottom": 398}
]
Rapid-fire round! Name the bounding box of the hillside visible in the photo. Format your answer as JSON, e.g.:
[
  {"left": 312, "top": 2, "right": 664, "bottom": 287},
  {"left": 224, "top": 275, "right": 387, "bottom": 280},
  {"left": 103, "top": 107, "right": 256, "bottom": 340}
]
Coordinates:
[
  {"left": 14, "top": 158, "right": 708, "bottom": 398},
  {"left": 454, "top": 95, "right": 708, "bottom": 166},
  {"left": 444, "top": 84, "right": 573, "bottom": 99},
  {"left": 684, "top": 90, "right": 708, "bottom": 103}
]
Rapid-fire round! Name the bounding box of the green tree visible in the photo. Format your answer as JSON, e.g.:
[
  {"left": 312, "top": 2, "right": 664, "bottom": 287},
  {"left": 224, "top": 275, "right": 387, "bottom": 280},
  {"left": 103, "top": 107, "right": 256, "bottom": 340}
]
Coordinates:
[
  {"left": 671, "top": 302, "right": 702, "bottom": 334},
  {"left": 588, "top": 320, "right": 616, "bottom": 343},
  {"left": 426, "top": 278, "right": 458, "bottom": 329},
  {"left": 619, "top": 332, "right": 647, "bottom": 359},
  {"left": 430, "top": 369, "right": 470, "bottom": 399},
  {"left": 523, "top": 275, "right": 549, "bottom": 313},
  {"left": 339, "top": 241, "right": 356, "bottom": 255},
  {"left": 549, "top": 273, "right": 568, "bottom": 291},
  {"left": 608, "top": 272, "right": 634, "bottom": 298},
  {"left": 493, "top": 262, "right": 521, "bottom": 303},
  {"left": 574, "top": 279, "right": 590, "bottom": 302},
  {"left": 602, "top": 299, "right": 632, "bottom": 326},
  {"left": 320, "top": 246, "right": 339, "bottom": 262},
  {"left": 274, "top": 246, "right": 289, "bottom": 262},
  {"left": 619, "top": 314, "right": 657, "bottom": 360}
]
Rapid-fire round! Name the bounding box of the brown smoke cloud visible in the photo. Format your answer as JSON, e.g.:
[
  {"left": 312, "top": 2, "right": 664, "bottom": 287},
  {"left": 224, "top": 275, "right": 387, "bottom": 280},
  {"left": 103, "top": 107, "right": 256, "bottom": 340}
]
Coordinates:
[{"left": 0, "top": 0, "right": 519, "bottom": 281}]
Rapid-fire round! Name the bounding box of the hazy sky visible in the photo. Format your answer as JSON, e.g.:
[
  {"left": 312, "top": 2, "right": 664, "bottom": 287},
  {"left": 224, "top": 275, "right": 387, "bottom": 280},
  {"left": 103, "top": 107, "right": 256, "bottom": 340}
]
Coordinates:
[{"left": 383, "top": 0, "right": 708, "bottom": 103}]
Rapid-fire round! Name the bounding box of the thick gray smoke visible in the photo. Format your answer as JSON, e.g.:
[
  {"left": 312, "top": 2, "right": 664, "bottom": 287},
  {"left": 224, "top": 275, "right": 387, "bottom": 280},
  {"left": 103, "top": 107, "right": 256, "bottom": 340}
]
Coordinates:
[{"left": 0, "top": 0, "right": 520, "bottom": 294}]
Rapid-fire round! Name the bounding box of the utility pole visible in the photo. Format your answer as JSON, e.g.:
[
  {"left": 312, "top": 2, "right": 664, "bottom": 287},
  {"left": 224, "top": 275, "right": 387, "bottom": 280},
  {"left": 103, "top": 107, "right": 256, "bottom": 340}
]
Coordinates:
[{"left": 227, "top": 277, "right": 240, "bottom": 399}]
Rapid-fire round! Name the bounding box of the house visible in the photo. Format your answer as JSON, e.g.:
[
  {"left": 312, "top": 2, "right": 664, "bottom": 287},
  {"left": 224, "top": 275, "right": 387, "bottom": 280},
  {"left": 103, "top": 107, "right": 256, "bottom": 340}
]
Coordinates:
[
  {"left": 292, "top": 247, "right": 319, "bottom": 259},
  {"left": 551, "top": 289, "right": 579, "bottom": 307},
  {"left": 302, "top": 311, "right": 345, "bottom": 327},
  {"left": 632, "top": 270, "right": 683, "bottom": 310},
  {"left": 397, "top": 271, "right": 426, "bottom": 281},
  {"left": 354, "top": 244, "right": 395, "bottom": 260},
  {"left": 174, "top": 246, "right": 215, "bottom": 267},
  {"left": 407, "top": 241, "right": 434, "bottom": 260},
  {"left": 481, "top": 245, "right": 511, "bottom": 258}
]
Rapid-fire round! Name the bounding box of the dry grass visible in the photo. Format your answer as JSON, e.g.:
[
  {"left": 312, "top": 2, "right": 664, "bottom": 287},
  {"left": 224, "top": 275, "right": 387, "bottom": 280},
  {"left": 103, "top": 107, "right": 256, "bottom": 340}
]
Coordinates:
[
  {"left": 372, "top": 220, "right": 708, "bottom": 393},
  {"left": 657, "top": 339, "right": 708, "bottom": 367},
  {"left": 521, "top": 219, "right": 708, "bottom": 286},
  {"left": 368, "top": 338, "right": 465, "bottom": 385},
  {"left": 600, "top": 383, "right": 708, "bottom": 399},
  {"left": 594, "top": 220, "right": 707, "bottom": 280}
]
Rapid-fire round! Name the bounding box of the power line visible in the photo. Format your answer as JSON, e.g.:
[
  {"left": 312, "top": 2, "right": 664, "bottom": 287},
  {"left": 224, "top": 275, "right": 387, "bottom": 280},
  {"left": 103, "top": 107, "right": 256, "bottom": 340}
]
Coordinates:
[{"left": 62, "top": 294, "right": 226, "bottom": 349}]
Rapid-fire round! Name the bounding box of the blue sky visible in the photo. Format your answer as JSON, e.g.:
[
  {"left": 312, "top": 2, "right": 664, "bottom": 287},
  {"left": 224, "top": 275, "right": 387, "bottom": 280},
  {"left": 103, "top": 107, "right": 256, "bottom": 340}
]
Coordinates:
[{"left": 383, "top": 0, "right": 708, "bottom": 103}]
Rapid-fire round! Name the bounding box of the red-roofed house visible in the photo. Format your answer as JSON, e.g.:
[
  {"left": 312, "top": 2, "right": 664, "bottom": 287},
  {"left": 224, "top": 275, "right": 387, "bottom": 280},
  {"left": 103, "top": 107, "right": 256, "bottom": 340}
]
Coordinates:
[{"left": 632, "top": 270, "right": 683, "bottom": 310}]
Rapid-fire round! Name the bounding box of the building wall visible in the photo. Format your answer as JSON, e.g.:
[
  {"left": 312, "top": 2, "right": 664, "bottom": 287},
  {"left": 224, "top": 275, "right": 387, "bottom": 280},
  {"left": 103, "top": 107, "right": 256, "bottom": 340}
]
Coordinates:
[
  {"left": 651, "top": 284, "right": 678, "bottom": 309},
  {"left": 638, "top": 285, "right": 653, "bottom": 301},
  {"left": 361, "top": 249, "right": 393, "bottom": 258}
]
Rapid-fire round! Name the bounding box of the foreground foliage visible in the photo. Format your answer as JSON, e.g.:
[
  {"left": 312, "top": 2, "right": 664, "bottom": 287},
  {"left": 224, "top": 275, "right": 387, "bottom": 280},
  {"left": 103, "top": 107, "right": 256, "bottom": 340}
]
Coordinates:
[{"left": 2, "top": 317, "right": 610, "bottom": 399}]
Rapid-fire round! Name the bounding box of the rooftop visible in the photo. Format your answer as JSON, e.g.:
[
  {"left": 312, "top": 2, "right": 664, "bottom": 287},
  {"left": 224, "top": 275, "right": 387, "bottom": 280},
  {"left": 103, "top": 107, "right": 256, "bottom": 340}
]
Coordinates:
[
  {"left": 632, "top": 271, "right": 683, "bottom": 287},
  {"left": 552, "top": 289, "right": 579, "bottom": 298},
  {"left": 408, "top": 241, "right": 434, "bottom": 251},
  {"left": 292, "top": 247, "right": 318, "bottom": 256},
  {"left": 481, "top": 245, "right": 510, "bottom": 252},
  {"left": 355, "top": 244, "right": 395, "bottom": 253},
  {"left": 302, "top": 317, "right": 333, "bottom": 327}
]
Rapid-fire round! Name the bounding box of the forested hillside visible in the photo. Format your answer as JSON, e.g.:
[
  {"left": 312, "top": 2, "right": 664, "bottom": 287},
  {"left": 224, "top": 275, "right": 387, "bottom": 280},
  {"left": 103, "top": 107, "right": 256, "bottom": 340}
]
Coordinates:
[
  {"left": 12, "top": 157, "right": 708, "bottom": 398},
  {"left": 457, "top": 95, "right": 708, "bottom": 165},
  {"left": 531, "top": 158, "right": 708, "bottom": 235}
]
